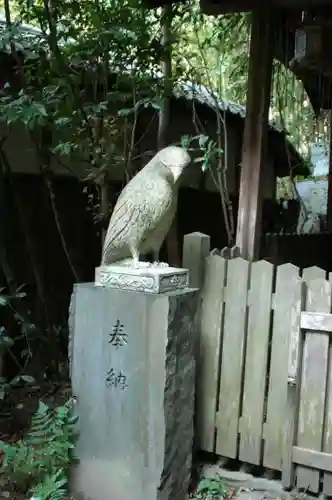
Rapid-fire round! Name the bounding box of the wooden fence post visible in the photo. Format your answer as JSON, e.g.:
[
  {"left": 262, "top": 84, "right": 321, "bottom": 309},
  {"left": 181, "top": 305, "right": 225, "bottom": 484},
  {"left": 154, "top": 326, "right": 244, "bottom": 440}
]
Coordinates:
[
  {"left": 182, "top": 232, "right": 210, "bottom": 289},
  {"left": 182, "top": 232, "right": 211, "bottom": 452},
  {"left": 197, "top": 253, "right": 228, "bottom": 452}
]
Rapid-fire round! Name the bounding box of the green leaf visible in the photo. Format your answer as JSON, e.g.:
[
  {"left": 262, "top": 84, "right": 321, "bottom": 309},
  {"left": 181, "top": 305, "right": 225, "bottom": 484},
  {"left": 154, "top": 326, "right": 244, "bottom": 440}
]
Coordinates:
[
  {"left": 0, "top": 295, "right": 9, "bottom": 306},
  {"left": 32, "top": 102, "right": 48, "bottom": 117},
  {"left": 197, "top": 478, "right": 215, "bottom": 491},
  {"left": 193, "top": 156, "right": 206, "bottom": 163},
  {"left": 150, "top": 101, "right": 162, "bottom": 110},
  {"left": 89, "top": 102, "right": 108, "bottom": 114},
  {"left": 197, "top": 476, "right": 226, "bottom": 495},
  {"left": 201, "top": 161, "right": 209, "bottom": 172},
  {"left": 181, "top": 135, "right": 190, "bottom": 148},
  {"left": 117, "top": 108, "right": 134, "bottom": 117},
  {"left": 36, "top": 400, "right": 50, "bottom": 415},
  {"left": 198, "top": 134, "right": 209, "bottom": 148},
  {"left": 54, "top": 117, "right": 71, "bottom": 127},
  {"left": 19, "top": 375, "right": 36, "bottom": 385},
  {"left": 0, "top": 335, "right": 14, "bottom": 348},
  {"left": 52, "top": 142, "right": 77, "bottom": 156}
]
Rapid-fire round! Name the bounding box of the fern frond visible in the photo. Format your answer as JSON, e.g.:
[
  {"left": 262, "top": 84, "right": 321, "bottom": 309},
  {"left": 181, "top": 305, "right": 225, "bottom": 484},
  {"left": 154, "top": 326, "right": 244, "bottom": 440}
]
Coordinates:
[
  {"left": 1, "top": 399, "right": 78, "bottom": 497},
  {"left": 29, "top": 469, "right": 68, "bottom": 500}
]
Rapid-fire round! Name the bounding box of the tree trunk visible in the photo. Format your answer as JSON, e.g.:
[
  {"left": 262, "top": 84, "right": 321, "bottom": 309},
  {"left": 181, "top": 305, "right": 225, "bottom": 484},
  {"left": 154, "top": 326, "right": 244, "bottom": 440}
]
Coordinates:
[
  {"left": 0, "top": 146, "right": 52, "bottom": 331},
  {"left": 33, "top": 127, "right": 82, "bottom": 282},
  {"left": 158, "top": 5, "right": 180, "bottom": 267}
]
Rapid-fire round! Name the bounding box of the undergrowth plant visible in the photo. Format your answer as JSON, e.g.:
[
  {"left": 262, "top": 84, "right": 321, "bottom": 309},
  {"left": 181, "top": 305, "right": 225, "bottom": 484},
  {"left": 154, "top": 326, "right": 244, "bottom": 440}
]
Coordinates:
[
  {"left": 193, "top": 475, "right": 228, "bottom": 500},
  {"left": 0, "top": 398, "right": 78, "bottom": 499},
  {"left": 0, "top": 285, "right": 37, "bottom": 399}
]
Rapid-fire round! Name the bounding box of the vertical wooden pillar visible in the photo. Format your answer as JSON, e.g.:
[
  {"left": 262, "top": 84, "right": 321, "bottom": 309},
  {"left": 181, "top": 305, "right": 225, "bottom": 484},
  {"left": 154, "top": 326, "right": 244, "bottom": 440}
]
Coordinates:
[
  {"left": 327, "top": 112, "right": 332, "bottom": 232},
  {"left": 236, "top": 4, "right": 274, "bottom": 261}
]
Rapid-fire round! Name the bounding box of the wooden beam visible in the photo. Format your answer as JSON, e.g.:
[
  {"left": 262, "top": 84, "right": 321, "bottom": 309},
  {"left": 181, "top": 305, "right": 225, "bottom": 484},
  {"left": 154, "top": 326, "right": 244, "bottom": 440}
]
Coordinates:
[
  {"left": 327, "top": 111, "right": 332, "bottom": 231},
  {"left": 301, "top": 311, "right": 332, "bottom": 333},
  {"left": 146, "top": 0, "right": 332, "bottom": 15},
  {"left": 292, "top": 446, "right": 332, "bottom": 473},
  {"left": 200, "top": 0, "right": 332, "bottom": 15},
  {"left": 236, "top": 4, "right": 274, "bottom": 261}
]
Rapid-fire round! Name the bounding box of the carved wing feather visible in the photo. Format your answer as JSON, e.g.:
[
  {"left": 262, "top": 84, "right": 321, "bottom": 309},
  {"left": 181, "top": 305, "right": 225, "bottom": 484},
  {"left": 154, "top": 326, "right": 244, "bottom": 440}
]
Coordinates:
[
  {"left": 102, "top": 186, "right": 144, "bottom": 261},
  {"left": 102, "top": 161, "right": 175, "bottom": 264}
]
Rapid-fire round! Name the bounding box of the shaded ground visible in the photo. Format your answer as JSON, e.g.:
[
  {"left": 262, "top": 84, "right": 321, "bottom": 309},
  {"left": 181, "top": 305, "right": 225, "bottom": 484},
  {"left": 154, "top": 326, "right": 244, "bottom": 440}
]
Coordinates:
[
  {"left": 0, "top": 381, "right": 72, "bottom": 500},
  {"left": 0, "top": 386, "right": 313, "bottom": 500},
  {"left": 0, "top": 381, "right": 72, "bottom": 439},
  {"left": 194, "top": 465, "right": 311, "bottom": 500}
]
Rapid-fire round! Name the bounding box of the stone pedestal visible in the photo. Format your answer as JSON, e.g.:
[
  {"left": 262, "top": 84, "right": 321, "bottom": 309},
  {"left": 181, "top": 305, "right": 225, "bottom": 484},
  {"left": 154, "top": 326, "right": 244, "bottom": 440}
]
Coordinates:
[
  {"left": 69, "top": 281, "right": 197, "bottom": 500},
  {"left": 95, "top": 264, "right": 189, "bottom": 294}
]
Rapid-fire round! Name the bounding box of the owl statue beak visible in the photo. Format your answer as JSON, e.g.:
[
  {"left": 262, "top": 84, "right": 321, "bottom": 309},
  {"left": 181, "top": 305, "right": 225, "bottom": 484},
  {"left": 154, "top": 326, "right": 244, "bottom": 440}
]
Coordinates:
[{"left": 170, "top": 165, "right": 186, "bottom": 183}]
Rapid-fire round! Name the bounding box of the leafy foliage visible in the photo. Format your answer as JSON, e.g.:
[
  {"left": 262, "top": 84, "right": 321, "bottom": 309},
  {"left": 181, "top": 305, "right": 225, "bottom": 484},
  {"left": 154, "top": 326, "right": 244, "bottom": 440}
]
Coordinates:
[
  {"left": 0, "top": 0, "right": 163, "bottom": 175},
  {"left": 193, "top": 474, "right": 228, "bottom": 499},
  {"left": 0, "top": 282, "right": 68, "bottom": 396},
  {"left": 0, "top": 399, "right": 78, "bottom": 499},
  {"left": 1, "top": 0, "right": 322, "bottom": 175},
  {"left": 173, "top": 3, "right": 326, "bottom": 163},
  {"left": 0, "top": 285, "right": 37, "bottom": 399}
]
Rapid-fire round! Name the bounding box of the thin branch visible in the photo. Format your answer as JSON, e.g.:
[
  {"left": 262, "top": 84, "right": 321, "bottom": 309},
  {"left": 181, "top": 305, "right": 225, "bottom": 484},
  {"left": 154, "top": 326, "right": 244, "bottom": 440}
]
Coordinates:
[{"left": 191, "top": 24, "right": 235, "bottom": 245}]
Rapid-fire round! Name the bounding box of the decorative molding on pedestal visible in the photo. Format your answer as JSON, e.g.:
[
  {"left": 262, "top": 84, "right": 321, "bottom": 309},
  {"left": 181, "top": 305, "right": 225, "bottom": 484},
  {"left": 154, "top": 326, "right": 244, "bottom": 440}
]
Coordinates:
[{"left": 95, "top": 265, "right": 189, "bottom": 294}]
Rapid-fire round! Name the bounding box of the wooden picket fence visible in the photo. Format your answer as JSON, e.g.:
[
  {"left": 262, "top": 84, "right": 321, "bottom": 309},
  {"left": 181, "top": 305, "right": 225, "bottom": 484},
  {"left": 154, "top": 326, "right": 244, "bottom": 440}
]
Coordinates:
[{"left": 182, "top": 232, "right": 332, "bottom": 494}]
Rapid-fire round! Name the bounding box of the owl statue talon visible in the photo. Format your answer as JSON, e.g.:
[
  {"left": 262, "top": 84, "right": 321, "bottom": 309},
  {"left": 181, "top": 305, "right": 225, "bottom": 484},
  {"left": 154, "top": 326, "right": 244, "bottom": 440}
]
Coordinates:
[
  {"left": 110, "top": 258, "right": 151, "bottom": 269},
  {"left": 135, "top": 261, "right": 152, "bottom": 269},
  {"left": 152, "top": 261, "right": 169, "bottom": 268}
]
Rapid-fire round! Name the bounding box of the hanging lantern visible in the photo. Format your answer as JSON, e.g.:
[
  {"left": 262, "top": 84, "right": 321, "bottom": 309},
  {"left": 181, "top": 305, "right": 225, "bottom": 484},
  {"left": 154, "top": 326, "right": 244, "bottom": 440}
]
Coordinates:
[
  {"left": 295, "top": 25, "right": 322, "bottom": 60},
  {"left": 291, "top": 24, "right": 323, "bottom": 70},
  {"left": 288, "top": 8, "right": 328, "bottom": 73}
]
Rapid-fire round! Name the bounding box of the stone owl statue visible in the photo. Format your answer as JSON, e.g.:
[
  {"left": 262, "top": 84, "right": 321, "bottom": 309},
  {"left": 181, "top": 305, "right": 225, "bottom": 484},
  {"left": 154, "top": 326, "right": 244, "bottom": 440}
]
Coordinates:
[{"left": 101, "top": 145, "right": 191, "bottom": 268}]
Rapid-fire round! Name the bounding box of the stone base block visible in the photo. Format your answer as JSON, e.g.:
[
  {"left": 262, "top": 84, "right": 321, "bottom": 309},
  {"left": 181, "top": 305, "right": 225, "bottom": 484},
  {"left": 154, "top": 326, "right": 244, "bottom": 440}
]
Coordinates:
[
  {"left": 69, "top": 283, "right": 198, "bottom": 500},
  {"left": 95, "top": 265, "right": 189, "bottom": 294}
]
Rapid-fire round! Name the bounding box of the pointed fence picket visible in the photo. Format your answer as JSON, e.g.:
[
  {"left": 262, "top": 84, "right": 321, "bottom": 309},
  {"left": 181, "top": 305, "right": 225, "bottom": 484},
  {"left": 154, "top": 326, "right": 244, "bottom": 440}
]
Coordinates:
[
  {"left": 264, "top": 263, "right": 302, "bottom": 472},
  {"left": 182, "top": 233, "right": 332, "bottom": 495},
  {"left": 215, "top": 257, "right": 250, "bottom": 458},
  {"left": 239, "top": 260, "right": 273, "bottom": 465},
  {"left": 196, "top": 254, "right": 227, "bottom": 452}
]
